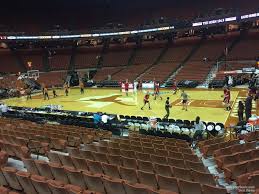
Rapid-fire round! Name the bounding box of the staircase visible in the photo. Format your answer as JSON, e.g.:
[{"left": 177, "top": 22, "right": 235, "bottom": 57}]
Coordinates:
[
  {"left": 68, "top": 45, "right": 77, "bottom": 71},
  {"left": 164, "top": 37, "right": 204, "bottom": 84},
  {"left": 199, "top": 32, "right": 245, "bottom": 88},
  {"left": 136, "top": 44, "right": 169, "bottom": 80}
]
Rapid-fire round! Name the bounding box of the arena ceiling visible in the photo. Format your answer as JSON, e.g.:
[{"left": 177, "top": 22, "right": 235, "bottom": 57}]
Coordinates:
[{"left": 0, "top": 0, "right": 258, "bottom": 31}]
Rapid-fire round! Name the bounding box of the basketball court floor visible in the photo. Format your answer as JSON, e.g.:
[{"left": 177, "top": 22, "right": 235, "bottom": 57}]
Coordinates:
[{"left": 3, "top": 88, "right": 257, "bottom": 126}]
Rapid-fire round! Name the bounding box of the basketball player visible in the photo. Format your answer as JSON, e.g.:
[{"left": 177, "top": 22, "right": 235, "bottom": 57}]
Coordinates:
[
  {"left": 163, "top": 97, "right": 171, "bottom": 119},
  {"left": 26, "top": 87, "right": 32, "bottom": 100},
  {"left": 181, "top": 90, "right": 189, "bottom": 111},
  {"left": 154, "top": 81, "right": 162, "bottom": 100},
  {"left": 172, "top": 79, "right": 178, "bottom": 94},
  {"left": 44, "top": 87, "right": 49, "bottom": 100},
  {"left": 64, "top": 83, "right": 69, "bottom": 96},
  {"left": 79, "top": 80, "right": 84, "bottom": 94},
  {"left": 125, "top": 79, "right": 129, "bottom": 96},
  {"left": 141, "top": 91, "right": 151, "bottom": 110},
  {"left": 52, "top": 86, "right": 57, "bottom": 98},
  {"left": 223, "top": 87, "right": 231, "bottom": 111}
]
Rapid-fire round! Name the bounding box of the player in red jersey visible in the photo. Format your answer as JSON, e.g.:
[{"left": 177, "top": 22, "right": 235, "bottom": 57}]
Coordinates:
[
  {"left": 172, "top": 79, "right": 178, "bottom": 94},
  {"left": 125, "top": 79, "right": 129, "bottom": 96},
  {"left": 141, "top": 91, "right": 151, "bottom": 110},
  {"left": 223, "top": 87, "right": 231, "bottom": 111},
  {"left": 154, "top": 81, "right": 162, "bottom": 100}
]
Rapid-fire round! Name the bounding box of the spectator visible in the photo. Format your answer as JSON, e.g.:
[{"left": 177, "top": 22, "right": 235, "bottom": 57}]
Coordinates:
[
  {"left": 245, "top": 94, "right": 253, "bottom": 121},
  {"left": 238, "top": 101, "right": 244, "bottom": 122},
  {"left": 93, "top": 112, "right": 101, "bottom": 129},
  {"left": 101, "top": 113, "right": 109, "bottom": 124},
  {"left": 193, "top": 116, "right": 205, "bottom": 141}
]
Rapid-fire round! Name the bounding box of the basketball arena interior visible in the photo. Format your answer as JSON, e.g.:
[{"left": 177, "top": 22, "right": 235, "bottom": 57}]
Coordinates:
[{"left": 0, "top": 0, "right": 259, "bottom": 194}]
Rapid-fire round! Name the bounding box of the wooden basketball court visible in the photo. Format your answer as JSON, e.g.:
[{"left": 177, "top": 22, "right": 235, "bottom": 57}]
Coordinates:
[{"left": 4, "top": 87, "right": 257, "bottom": 126}]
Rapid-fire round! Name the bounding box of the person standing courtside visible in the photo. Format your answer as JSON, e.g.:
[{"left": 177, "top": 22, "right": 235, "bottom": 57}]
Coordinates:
[
  {"left": 26, "top": 87, "right": 32, "bottom": 100},
  {"left": 64, "top": 83, "right": 69, "bottom": 96},
  {"left": 163, "top": 97, "right": 171, "bottom": 119},
  {"left": 181, "top": 90, "right": 189, "bottom": 111},
  {"left": 44, "top": 87, "right": 49, "bottom": 100},
  {"left": 52, "top": 86, "right": 57, "bottom": 98},
  {"left": 79, "top": 80, "right": 84, "bottom": 94}
]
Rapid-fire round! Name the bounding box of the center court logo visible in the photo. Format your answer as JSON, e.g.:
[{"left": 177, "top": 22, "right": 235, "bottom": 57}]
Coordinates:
[{"left": 76, "top": 94, "right": 136, "bottom": 108}]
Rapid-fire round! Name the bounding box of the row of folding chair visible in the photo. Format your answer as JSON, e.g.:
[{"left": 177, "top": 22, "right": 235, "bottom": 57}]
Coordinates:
[
  {"left": 67, "top": 146, "right": 201, "bottom": 165},
  {"left": 223, "top": 158, "right": 259, "bottom": 183},
  {"left": 46, "top": 152, "right": 209, "bottom": 180},
  {"left": 201, "top": 139, "right": 240, "bottom": 157},
  {"left": 0, "top": 167, "right": 100, "bottom": 194},
  {"left": 86, "top": 143, "right": 193, "bottom": 156},
  {"left": 215, "top": 148, "right": 259, "bottom": 170},
  {"left": 22, "top": 158, "right": 224, "bottom": 194},
  {"left": 0, "top": 164, "right": 229, "bottom": 194},
  {"left": 237, "top": 171, "right": 259, "bottom": 190},
  {"left": 197, "top": 136, "right": 225, "bottom": 149},
  {"left": 116, "top": 136, "right": 190, "bottom": 147},
  {"left": 0, "top": 140, "right": 30, "bottom": 160},
  {"left": 213, "top": 141, "right": 256, "bottom": 158}
]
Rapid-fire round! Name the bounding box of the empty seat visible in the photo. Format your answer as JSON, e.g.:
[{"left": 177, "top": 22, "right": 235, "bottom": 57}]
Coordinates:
[
  {"left": 49, "top": 162, "right": 69, "bottom": 184},
  {"left": 185, "top": 160, "right": 207, "bottom": 172},
  {"left": 142, "top": 147, "right": 155, "bottom": 155},
  {"left": 80, "top": 150, "right": 94, "bottom": 160},
  {"left": 58, "top": 154, "right": 75, "bottom": 168},
  {"left": 92, "top": 152, "right": 108, "bottom": 163},
  {"left": 71, "top": 157, "right": 88, "bottom": 171},
  {"left": 123, "top": 181, "right": 149, "bottom": 194},
  {"left": 154, "top": 149, "right": 168, "bottom": 157},
  {"left": 47, "top": 179, "right": 68, "bottom": 194},
  {"left": 102, "top": 163, "right": 121, "bottom": 179},
  {"left": 120, "top": 149, "right": 136, "bottom": 158},
  {"left": 1, "top": 167, "right": 22, "bottom": 191},
  {"left": 157, "top": 175, "right": 179, "bottom": 193},
  {"left": 178, "top": 179, "right": 202, "bottom": 194},
  {"left": 96, "top": 146, "right": 109, "bottom": 154},
  {"left": 102, "top": 176, "right": 126, "bottom": 194},
  {"left": 108, "top": 148, "right": 121, "bottom": 155},
  {"left": 22, "top": 158, "right": 39, "bottom": 175},
  {"left": 138, "top": 170, "right": 158, "bottom": 189},
  {"left": 167, "top": 158, "right": 185, "bottom": 168},
  {"left": 31, "top": 174, "right": 52, "bottom": 194},
  {"left": 82, "top": 171, "right": 106, "bottom": 194},
  {"left": 121, "top": 156, "right": 138, "bottom": 169},
  {"left": 172, "top": 167, "right": 192, "bottom": 181},
  {"left": 16, "top": 171, "right": 37, "bottom": 194},
  {"left": 135, "top": 152, "right": 151, "bottom": 162},
  {"left": 183, "top": 154, "right": 200, "bottom": 162},
  {"left": 168, "top": 151, "right": 183, "bottom": 159},
  {"left": 202, "top": 184, "right": 227, "bottom": 194},
  {"left": 107, "top": 154, "right": 122, "bottom": 166},
  {"left": 65, "top": 184, "right": 84, "bottom": 194},
  {"left": 0, "top": 186, "right": 9, "bottom": 194},
  {"left": 64, "top": 166, "right": 86, "bottom": 188},
  {"left": 119, "top": 166, "right": 138, "bottom": 184},
  {"left": 35, "top": 160, "right": 54, "bottom": 179},
  {"left": 154, "top": 164, "right": 173, "bottom": 177},
  {"left": 191, "top": 170, "right": 216, "bottom": 185},
  {"left": 48, "top": 152, "right": 62, "bottom": 164},
  {"left": 150, "top": 155, "right": 167, "bottom": 165},
  {"left": 86, "top": 160, "right": 103, "bottom": 174},
  {"left": 137, "top": 160, "right": 154, "bottom": 173}
]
